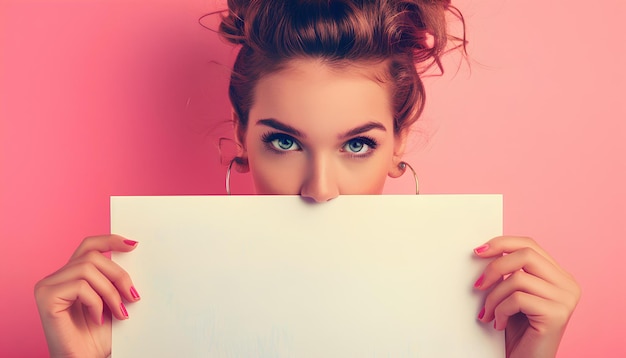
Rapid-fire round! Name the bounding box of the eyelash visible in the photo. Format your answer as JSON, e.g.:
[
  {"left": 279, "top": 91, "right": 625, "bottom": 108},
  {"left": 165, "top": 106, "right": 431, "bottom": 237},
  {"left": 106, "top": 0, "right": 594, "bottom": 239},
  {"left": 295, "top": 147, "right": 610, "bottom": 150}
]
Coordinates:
[
  {"left": 343, "top": 136, "right": 378, "bottom": 158},
  {"left": 260, "top": 131, "right": 379, "bottom": 158},
  {"left": 261, "top": 132, "right": 302, "bottom": 154}
]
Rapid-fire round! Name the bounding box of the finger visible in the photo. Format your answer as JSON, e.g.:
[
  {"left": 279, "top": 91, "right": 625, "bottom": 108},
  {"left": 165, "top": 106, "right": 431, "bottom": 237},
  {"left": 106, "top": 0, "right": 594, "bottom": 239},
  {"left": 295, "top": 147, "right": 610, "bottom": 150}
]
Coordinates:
[
  {"left": 46, "top": 250, "right": 140, "bottom": 304},
  {"left": 35, "top": 279, "right": 105, "bottom": 326},
  {"left": 75, "top": 251, "right": 140, "bottom": 303},
  {"left": 473, "top": 236, "right": 561, "bottom": 269},
  {"left": 479, "top": 271, "right": 564, "bottom": 323},
  {"left": 71, "top": 234, "right": 138, "bottom": 260},
  {"left": 491, "top": 291, "right": 569, "bottom": 333},
  {"left": 475, "top": 247, "right": 566, "bottom": 289},
  {"left": 39, "top": 261, "right": 130, "bottom": 320}
]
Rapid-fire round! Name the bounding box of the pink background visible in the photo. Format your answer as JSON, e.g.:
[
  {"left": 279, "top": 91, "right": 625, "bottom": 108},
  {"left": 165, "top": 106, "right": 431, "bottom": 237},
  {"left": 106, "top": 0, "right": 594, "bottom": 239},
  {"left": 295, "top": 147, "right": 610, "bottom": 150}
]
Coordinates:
[{"left": 1, "top": 0, "right": 624, "bottom": 356}]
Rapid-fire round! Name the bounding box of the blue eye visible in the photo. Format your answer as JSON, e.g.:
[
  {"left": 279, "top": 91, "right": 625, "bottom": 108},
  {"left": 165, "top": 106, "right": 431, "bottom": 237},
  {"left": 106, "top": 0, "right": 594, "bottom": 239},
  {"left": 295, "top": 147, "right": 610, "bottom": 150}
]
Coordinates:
[
  {"left": 261, "top": 132, "right": 301, "bottom": 152},
  {"left": 346, "top": 140, "right": 365, "bottom": 153},
  {"left": 343, "top": 137, "right": 377, "bottom": 155},
  {"left": 273, "top": 137, "right": 298, "bottom": 150}
]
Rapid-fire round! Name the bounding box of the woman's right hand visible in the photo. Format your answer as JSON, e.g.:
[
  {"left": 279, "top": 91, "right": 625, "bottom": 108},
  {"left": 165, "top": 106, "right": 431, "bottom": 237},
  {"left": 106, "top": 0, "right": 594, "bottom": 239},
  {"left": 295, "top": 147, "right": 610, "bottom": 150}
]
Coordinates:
[{"left": 34, "top": 235, "right": 140, "bottom": 358}]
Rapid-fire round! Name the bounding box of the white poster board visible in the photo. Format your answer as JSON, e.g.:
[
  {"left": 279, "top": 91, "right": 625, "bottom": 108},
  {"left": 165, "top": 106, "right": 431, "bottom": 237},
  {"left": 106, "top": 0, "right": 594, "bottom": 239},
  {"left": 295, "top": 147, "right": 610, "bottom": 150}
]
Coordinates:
[{"left": 111, "top": 195, "right": 504, "bottom": 357}]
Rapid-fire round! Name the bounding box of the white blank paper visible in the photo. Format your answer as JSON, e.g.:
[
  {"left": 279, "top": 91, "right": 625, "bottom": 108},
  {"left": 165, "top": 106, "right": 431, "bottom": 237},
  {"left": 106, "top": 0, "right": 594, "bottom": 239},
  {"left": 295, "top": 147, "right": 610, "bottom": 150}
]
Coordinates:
[{"left": 111, "top": 195, "right": 504, "bottom": 357}]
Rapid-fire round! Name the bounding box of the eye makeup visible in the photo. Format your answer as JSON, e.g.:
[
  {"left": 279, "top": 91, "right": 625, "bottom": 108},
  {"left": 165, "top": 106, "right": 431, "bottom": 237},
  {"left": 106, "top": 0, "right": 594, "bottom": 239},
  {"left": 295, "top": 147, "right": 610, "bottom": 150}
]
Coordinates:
[
  {"left": 260, "top": 131, "right": 380, "bottom": 158},
  {"left": 341, "top": 135, "right": 378, "bottom": 158},
  {"left": 260, "top": 131, "right": 302, "bottom": 154}
]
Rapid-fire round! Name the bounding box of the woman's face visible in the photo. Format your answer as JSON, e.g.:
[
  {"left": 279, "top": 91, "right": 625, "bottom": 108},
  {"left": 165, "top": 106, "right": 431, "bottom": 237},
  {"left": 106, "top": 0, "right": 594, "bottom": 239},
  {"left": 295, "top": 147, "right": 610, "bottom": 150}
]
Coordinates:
[{"left": 239, "top": 58, "right": 407, "bottom": 202}]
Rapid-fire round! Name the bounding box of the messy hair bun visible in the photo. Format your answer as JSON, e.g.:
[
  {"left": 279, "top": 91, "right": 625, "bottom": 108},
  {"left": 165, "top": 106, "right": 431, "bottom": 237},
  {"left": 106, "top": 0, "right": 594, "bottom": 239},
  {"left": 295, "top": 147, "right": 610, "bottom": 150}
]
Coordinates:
[{"left": 217, "top": 0, "right": 465, "bottom": 140}]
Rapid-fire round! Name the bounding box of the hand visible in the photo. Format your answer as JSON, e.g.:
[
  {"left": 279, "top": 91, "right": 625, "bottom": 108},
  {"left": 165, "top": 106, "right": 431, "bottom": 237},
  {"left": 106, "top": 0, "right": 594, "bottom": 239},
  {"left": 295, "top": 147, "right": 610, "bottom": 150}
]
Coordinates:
[
  {"left": 34, "top": 235, "right": 140, "bottom": 358},
  {"left": 473, "top": 236, "right": 581, "bottom": 358}
]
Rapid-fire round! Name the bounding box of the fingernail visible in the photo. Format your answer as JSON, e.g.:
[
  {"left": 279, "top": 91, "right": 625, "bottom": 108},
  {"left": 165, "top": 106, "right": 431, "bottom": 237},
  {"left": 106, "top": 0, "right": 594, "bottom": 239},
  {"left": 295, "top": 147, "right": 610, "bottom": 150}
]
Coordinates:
[
  {"left": 474, "top": 244, "right": 489, "bottom": 254},
  {"left": 120, "top": 302, "right": 129, "bottom": 318},
  {"left": 474, "top": 274, "right": 484, "bottom": 288},
  {"left": 123, "top": 239, "right": 138, "bottom": 246},
  {"left": 493, "top": 320, "right": 497, "bottom": 330},
  {"left": 130, "top": 286, "right": 141, "bottom": 300},
  {"left": 478, "top": 307, "right": 485, "bottom": 320}
]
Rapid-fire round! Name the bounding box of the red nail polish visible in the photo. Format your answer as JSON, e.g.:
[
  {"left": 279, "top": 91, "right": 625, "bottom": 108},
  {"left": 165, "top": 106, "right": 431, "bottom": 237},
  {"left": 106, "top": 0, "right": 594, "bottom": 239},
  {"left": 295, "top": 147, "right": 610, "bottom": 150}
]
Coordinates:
[
  {"left": 120, "top": 302, "right": 128, "bottom": 318},
  {"left": 478, "top": 307, "right": 485, "bottom": 320},
  {"left": 123, "top": 239, "right": 138, "bottom": 246},
  {"left": 474, "top": 244, "right": 489, "bottom": 254},
  {"left": 474, "top": 274, "right": 484, "bottom": 288},
  {"left": 130, "top": 286, "right": 140, "bottom": 300},
  {"left": 493, "top": 320, "right": 497, "bottom": 330}
]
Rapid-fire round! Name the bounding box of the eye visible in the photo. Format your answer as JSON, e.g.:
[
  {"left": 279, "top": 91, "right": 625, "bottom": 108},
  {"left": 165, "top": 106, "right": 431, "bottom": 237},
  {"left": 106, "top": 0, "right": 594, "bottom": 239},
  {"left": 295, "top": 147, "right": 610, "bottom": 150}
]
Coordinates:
[
  {"left": 346, "top": 140, "right": 366, "bottom": 153},
  {"left": 272, "top": 135, "right": 299, "bottom": 151},
  {"left": 261, "top": 132, "right": 301, "bottom": 152},
  {"left": 342, "top": 137, "right": 378, "bottom": 156}
]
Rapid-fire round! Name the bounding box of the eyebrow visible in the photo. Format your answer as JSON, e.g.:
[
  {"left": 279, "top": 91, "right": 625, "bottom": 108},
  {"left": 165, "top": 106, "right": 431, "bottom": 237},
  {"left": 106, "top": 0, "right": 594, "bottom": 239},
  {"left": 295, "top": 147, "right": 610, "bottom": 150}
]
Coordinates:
[
  {"left": 257, "top": 119, "right": 305, "bottom": 138},
  {"left": 338, "top": 122, "right": 387, "bottom": 139},
  {"left": 256, "top": 118, "right": 387, "bottom": 139}
]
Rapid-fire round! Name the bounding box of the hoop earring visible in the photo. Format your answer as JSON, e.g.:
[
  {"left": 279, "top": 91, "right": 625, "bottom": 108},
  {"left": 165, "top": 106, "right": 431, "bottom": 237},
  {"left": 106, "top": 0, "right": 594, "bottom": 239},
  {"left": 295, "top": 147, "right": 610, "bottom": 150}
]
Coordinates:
[
  {"left": 226, "top": 158, "right": 235, "bottom": 195},
  {"left": 399, "top": 161, "right": 419, "bottom": 195}
]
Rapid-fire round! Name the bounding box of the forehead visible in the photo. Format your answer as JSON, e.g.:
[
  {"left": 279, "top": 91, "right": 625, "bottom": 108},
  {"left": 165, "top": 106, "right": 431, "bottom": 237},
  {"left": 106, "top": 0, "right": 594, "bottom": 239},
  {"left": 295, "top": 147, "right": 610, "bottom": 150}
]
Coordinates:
[{"left": 249, "top": 59, "right": 394, "bottom": 136}]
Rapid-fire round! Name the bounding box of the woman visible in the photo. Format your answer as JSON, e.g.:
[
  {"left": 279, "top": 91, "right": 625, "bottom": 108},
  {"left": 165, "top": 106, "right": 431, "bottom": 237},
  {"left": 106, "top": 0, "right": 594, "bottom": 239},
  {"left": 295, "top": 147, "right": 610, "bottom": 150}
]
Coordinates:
[{"left": 34, "top": 0, "right": 580, "bottom": 357}]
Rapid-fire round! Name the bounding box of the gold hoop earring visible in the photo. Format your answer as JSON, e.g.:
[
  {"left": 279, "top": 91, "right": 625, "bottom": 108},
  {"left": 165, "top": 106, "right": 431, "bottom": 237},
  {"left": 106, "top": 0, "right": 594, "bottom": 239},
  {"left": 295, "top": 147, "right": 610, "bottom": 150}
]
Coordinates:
[
  {"left": 226, "top": 158, "right": 235, "bottom": 195},
  {"left": 226, "top": 157, "right": 248, "bottom": 195},
  {"left": 399, "top": 161, "right": 419, "bottom": 195}
]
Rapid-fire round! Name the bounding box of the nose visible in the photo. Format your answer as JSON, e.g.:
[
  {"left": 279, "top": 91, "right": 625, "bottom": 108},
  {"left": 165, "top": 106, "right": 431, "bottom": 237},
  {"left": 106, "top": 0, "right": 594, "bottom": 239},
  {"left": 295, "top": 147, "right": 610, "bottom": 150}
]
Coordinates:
[{"left": 299, "top": 156, "right": 340, "bottom": 203}]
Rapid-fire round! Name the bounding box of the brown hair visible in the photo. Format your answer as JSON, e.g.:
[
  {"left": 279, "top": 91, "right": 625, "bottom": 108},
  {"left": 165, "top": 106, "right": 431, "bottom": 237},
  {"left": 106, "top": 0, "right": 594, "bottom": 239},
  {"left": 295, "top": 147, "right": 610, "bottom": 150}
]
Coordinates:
[{"left": 217, "top": 0, "right": 464, "bottom": 143}]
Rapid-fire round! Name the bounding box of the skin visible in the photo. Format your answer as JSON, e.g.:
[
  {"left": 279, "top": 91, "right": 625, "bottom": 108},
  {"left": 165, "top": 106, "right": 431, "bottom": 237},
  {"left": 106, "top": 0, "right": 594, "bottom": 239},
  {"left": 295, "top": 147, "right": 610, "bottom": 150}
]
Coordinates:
[
  {"left": 35, "top": 235, "right": 138, "bottom": 358},
  {"left": 237, "top": 58, "right": 408, "bottom": 201},
  {"left": 34, "top": 59, "right": 580, "bottom": 358}
]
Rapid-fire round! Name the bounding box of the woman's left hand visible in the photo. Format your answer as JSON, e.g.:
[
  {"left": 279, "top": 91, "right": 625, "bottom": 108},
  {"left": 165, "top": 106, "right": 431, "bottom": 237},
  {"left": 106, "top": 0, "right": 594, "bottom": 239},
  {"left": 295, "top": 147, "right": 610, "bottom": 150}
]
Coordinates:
[{"left": 473, "top": 236, "right": 581, "bottom": 358}]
